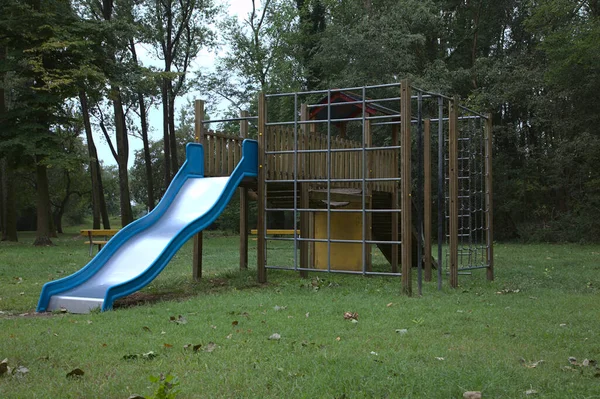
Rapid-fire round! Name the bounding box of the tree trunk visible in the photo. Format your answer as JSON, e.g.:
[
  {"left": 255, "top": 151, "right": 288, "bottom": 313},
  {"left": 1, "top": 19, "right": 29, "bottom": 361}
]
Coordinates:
[
  {"left": 96, "top": 159, "right": 111, "bottom": 229},
  {"left": 48, "top": 209, "right": 57, "bottom": 238},
  {"left": 0, "top": 160, "right": 4, "bottom": 240},
  {"left": 128, "top": 38, "right": 155, "bottom": 210},
  {"left": 34, "top": 156, "right": 53, "bottom": 246},
  {"left": 54, "top": 209, "right": 63, "bottom": 234},
  {"left": 2, "top": 161, "right": 18, "bottom": 241},
  {"left": 162, "top": 78, "right": 172, "bottom": 186},
  {"left": 112, "top": 87, "right": 133, "bottom": 226},
  {"left": 79, "top": 90, "right": 102, "bottom": 229},
  {"left": 168, "top": 87, "right": 179, "bottom": 177},
  {"left": 139, "top": 92, "right": 155, "bottom": 210}
]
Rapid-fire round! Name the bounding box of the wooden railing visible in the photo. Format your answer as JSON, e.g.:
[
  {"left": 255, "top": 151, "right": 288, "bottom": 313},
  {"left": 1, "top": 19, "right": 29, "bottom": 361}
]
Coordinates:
[
  {"left": 201, "top": 127, "right": 398, "bottom": 192},
  {"left": 265, "top": 126, "right": 397, "bottom": 192},
  {"left": 203, "top": 130, "right": 245, "bottom": 177}
]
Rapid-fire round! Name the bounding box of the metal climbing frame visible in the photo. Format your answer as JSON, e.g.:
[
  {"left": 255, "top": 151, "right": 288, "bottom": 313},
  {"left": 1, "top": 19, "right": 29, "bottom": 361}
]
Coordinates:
[
  {"left": 445, "top": 101, "right": 494, "bottom": 286},
  {"left": 249, "top": 81, "right": 493, "bottom": 294}
]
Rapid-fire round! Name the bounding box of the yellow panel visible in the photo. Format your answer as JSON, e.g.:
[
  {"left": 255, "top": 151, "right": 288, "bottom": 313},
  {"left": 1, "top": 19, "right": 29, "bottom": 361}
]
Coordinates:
[{"left": 314, "top": 204, "right": 366, "bottom": 271}]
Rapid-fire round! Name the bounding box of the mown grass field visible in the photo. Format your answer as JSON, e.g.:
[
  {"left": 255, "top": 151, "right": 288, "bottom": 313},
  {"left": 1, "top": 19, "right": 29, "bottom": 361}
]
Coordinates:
[{"left": 0, "top": 228, "right": 599, "bottom": 398}]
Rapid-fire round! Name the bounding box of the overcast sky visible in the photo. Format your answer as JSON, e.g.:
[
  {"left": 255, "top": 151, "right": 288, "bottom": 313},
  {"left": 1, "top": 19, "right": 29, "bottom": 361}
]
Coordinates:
[{"left": 96, "top": 0, "right": 257, "bottom": 167}]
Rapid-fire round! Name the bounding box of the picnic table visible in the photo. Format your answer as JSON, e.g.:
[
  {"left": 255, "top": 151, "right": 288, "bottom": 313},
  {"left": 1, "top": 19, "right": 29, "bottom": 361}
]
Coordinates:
[{"left": 81, "top": 229, "right": 119, "bottom": 256}]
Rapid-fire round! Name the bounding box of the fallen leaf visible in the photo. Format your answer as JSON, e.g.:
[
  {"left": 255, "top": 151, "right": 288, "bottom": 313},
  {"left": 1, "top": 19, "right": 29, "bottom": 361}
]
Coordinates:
[
  {"left": 305, "top": 312, "right": 310, "bottom": 318},
  {"left": 169, "top": 315, "right": 187, "bottom": 325},
  {"left": 435, "top": 357, "right": 445, "bottom": 361},
  {"left": 163, "top": 343, "right": 173, "bottom": 348},
  {"left": 142, "top": 351, "right": 157, "bottom": 360},
  {"left": 142, "top": 326, "right": 151, "bottom": 332},
  {"left": 525, "top": 389, "right": 538, "bottom": 395},
  {"left": 203, "top": 342, "right": 217, "bottom": 353},
  {"left": 521, "top": 358, "right": 544, "bottom": 368},
  {"left": 463, "top": 392, "right": 481, "bottom": 399},
  {"left": 343, "top": 312, "right": 358, "bottom": 320},
  {"left": 395, "top": 329, "right": 408, "bottom": 335},
  {"left": 232, "top": 320, "right": 239, "bottom": 326},
  {"left": 13, "top": 366, "right": 29, "bottom": 377},
  {"left": 386, "top": 302, "right": 393, "bottom": 307},
  {"left": 559, "top": 323, "right": 567, "bottom": 327},
  {"left": 274, "top": 305, "right": 287, "bottom": 311},
  {"left": 269, "top": 333, "right": 281, "bottom": 340},
  {"left": 226, "top": 334, "right": 232, "bottom": 339},
  {"left": 335, "top": 337, "right": 341, "bottom": 341},
  {"left": 0, "top": 359, "right": 8, "bottom": 376},
  {"left": 86, "top": 320, "right": 93, "bottom": 325},
  {"left": 66, "top": 368, "right": 84, "bottom": 379}
]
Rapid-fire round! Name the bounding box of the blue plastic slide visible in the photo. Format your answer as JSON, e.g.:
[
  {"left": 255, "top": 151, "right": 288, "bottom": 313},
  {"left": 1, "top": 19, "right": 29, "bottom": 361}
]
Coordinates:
[{"left": 37, "top": 140, "right": 258, "bottom": 313}]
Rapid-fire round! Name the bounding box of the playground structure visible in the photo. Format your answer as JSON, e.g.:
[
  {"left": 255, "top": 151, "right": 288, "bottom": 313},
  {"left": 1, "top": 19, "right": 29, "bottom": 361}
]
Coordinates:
[
  {"left": 36, "top": 80, "right": 493, "bottom": 313},
  {"left": 194, "top": 80, "right": 494, "bottom": 295}
]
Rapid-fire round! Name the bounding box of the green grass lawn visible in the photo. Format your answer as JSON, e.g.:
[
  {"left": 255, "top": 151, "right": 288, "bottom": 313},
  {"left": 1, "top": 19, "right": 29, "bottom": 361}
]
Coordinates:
[{"left": 0, "top": 230, "right": 599, "bottom": 398}]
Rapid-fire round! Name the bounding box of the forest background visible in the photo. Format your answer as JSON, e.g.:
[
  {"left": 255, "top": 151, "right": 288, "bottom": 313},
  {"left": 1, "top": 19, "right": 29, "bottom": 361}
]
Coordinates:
[{"left": 1, "top": 0, "right": 599, "bottom": 245}]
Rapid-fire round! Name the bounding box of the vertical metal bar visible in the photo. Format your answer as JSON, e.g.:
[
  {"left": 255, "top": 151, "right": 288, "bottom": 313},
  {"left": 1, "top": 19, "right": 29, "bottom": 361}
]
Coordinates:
[
  {"left": 417, "top": 92, "right": 423, "bottom": 295},
  {"left": 239, "top": 110, "right": 249, "bottom": 270},
  {"left": 449, "top": 97, "right": 459, "bottom": 288},
  {"left": 391, "top": 124, "right": 399, "bottom": 274},
  {"left": 437, "top": 96, "right": 443, "bottom": 290},
  {"left": 192, "top": 100, "right": 204, "bottom": 281},
  {"left": 257, "top": 92, "right": 267, "bottom": 283},
  {"left": 400, "top": 80, "right": 412, "bottom": 295},
  {"left": 424, "top": 118, "right": 432, "bottom": 282},
  {"left": 327, "top": 89, "right": 332, "bottom": 272},
  {"left": 361, "top": 86, "right": 367, "bottom": 275},
  {"left": 293, "top": 93, "right": 299, "bottom": 272},
  {"left": 299, "top": 104, "right": 309, "bottom": 277},
  {"left": 485, "top": 114, "right": 494, "bottom": 281}
]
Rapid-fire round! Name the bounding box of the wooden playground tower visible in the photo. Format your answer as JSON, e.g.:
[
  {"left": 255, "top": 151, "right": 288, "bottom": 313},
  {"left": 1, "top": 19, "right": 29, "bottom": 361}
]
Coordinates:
[{"left": 192, "top": 80, "right": 494, "bottom": 295}]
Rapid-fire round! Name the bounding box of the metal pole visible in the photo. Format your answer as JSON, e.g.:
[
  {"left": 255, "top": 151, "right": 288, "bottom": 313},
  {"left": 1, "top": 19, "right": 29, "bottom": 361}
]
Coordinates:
[
  {"left": 362, "top": 87, "right": 367, "bottom": 275},
  {"left": 417, "top": 92, "right": 423, "bottom": 295},
  {"left": 437, "top": 96, "right": 444, "bottom": 291},
  {"left": 400, "top": 80, "right": 412, "bottom": 295}
]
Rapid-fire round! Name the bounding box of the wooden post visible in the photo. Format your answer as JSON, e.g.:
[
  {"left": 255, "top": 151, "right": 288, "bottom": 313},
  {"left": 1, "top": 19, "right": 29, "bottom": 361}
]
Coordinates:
[
  {"left": 485, "top": 114, "right": 494, "bottom": 281},
  {"left": 193, "top": 100, "right": 205, "bottom": 281},
  {"left": 400, "top": 80, "right": 412, "bottom": 295},
  {"left": 239, "top": 110, "right": 249, "bottom": 270},
  {"left": 257, "top": 93, "right": 267, "bottom": 283},
  {"left": 391, "top": 124, "right": 399, "bottom": 273},
  {"left": 299, "top": 104, "right": 309, "bottom": 277},
  {"left": 424, "top": 119, "right": 432, "bottom": 281},
  {"left": 448, "top": 98, "right": 459, "bottom": 288}
]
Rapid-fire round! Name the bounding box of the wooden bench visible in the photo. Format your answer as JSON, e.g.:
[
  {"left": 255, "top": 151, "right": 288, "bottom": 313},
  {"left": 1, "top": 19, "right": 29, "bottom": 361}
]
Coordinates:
[
  {"left": 249, "top": 229, "right": 300, "bottom": 239},
  {"left": 81, "top": 229, "right": 119, "bottom": 256}
]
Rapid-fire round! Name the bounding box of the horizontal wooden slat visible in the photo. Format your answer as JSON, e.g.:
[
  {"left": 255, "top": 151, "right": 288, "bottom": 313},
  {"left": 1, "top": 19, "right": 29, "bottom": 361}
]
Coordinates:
[
  {"left": 250, "top": 229, "right": 300, "bottom": 235},
  {"left": 80, "top": 229, "right": 119, "bottom": 236}
]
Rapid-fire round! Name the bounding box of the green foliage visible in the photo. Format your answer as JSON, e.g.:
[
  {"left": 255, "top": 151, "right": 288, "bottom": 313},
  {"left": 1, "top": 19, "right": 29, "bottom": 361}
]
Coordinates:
[{"left": 146, "top": 374, "right": 180, "bottom": 399}]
